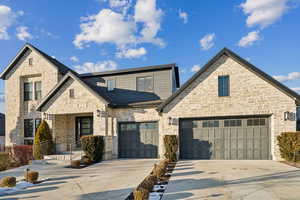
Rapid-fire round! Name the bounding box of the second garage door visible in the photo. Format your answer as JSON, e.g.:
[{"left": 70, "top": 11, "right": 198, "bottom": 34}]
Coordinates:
[
  {"left": 118, "top": 122, "right": 158, "bottom": 158},
  {"left": 180, "top": 116, "right": 270, "bottom": 160}
]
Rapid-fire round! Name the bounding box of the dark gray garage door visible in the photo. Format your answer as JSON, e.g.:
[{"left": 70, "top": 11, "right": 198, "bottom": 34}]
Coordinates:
[
  {"left": 118, "top": 122, "right": 158, "bottom": 158},
  {"left": 180, "top": 116, "right": 270, "bottom": 160}
]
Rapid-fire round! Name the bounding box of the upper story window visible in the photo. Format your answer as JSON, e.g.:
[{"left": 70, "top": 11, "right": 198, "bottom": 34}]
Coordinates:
[
  {"left": 297, "top": 107, "right": 300, "bottom": 131},
  {"left": 137, "top": 76, "right": 153, "bottom": 92},
  {"left": 34, "top": 81, "right": 42, "bottom": 100},
  {"left": 218, "top": 75, "right": 230, "bottom": 97},
  {"left": 107, "top": 79, "right": 115, "bottom": 91},
  {"left": 24, "top": 119, "right": 34, "bottom": 137},
  {"left": 24, "top": 82, "right": 33, "bottom": 101},
  {"left": 29, "top": 58, "right": 33, "bottom": 66}
]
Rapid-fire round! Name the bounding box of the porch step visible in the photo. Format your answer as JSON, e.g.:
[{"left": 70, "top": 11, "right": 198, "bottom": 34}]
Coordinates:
[{"left": 44, "top": 151, "right": 83, "bottom": 161}]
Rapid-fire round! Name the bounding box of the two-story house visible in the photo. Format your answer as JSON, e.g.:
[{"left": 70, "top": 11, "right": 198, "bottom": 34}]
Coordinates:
[{"left": 1, "top": 43, "right": 299, "bottom": 160}]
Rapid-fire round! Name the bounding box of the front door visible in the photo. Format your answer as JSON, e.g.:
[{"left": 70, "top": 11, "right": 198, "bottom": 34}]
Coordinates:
[{"left": 76, "top": 116, "right": 93, "bottom": 145}]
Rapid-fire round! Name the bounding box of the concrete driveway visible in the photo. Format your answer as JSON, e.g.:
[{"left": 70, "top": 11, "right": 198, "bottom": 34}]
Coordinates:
[
  {"left": 163, "top": 160, "right": 300, "bottom": 200},
  {"left": 0, "top": 159, "right": 157, "bottom": 200}
]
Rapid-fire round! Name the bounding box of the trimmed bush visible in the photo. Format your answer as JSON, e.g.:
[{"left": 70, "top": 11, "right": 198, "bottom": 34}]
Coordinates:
[
  {"left": 133, "top": 187, "right": 149, "bottom": 200},
  {"left": 81, "top": 135, "right": 104, "bottom": 163},
  {"left": 25, "top": 171, "right": 39, "bottom": 183},
  {"left": 164, "top": 135, "right": 178, "bottom": 162},
  {"left": 71, "top": 160, "right": 81, "bottom": 168},
  {"left": 152, "top": 163, "right": 166, "bottom": 179},
  {"left": 138, "top": 175, "right": 157, "bottom": 191},
  {"left": 277, "top": 132, "right": 300, "bottom": 162},
  {"left": 0, "top": 176, "right": 16, "bottom": 187},
  {"left": 34, "top": 120, "right": 54, "bottom": 160},
  {"left": 0, "top": 152, "right": 10, "bottom": 171},
  {"left": 81, "top": 155, "right": 93, "bottom": 165}
]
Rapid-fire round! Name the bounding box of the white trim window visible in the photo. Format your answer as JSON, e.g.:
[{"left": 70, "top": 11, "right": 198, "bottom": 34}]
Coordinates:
[
  {"left": 107, "top": 79, "right": 115, "bottom": 91},
  {"left": 24, "top": 118, "right": 42, "bottom": 145}
]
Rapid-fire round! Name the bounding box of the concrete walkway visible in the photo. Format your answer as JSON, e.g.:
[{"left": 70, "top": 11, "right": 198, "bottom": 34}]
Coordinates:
[
  {"left": 0, "top": 159, "right": 157, "bottom": 200},
  {"left": 163, "top": 160, "right": 300, "bottom": 200}
]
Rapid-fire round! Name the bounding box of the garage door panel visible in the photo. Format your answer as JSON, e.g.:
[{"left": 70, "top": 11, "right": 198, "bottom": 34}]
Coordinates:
[
  {"left": 180, "top": 117, "right": 270, "bottom": 160},
  {"left": 119, "top": 122, "right": 158, "bottom": 158}
]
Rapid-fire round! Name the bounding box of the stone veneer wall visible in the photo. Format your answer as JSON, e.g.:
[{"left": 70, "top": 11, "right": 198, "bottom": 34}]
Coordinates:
[
  {"left": 161, "top": 55, "right": 297, "bottom": 160},
  {"left": 40, "top": 77, "right": 115, "bottom": 159},
  {"left": 5, "top": 49, "right": 61, "bottom": 145}
]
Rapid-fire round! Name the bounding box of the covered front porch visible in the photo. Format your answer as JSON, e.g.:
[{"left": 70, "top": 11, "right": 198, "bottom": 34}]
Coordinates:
[{"left": 52, "top": 113, "right": 94, "bottom": 152}]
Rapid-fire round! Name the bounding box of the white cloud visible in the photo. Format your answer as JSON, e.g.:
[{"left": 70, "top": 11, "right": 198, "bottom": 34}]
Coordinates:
[
  {"left": 116, "top": 47, "right": 146, "bottom": 59},
  {"left": 238, "top": 31, "right": 261, "bottom": 47},
  {"left": 74, "top": 9, "right": 136, "bottom": 48},
  {"left": 240, "top": 0, "right": 290, "bottom": 28},
  {"left": 74, "top": 0, "right": 164, "bottom": 59},
  {"left": 134, "top": 0, "right": 164, "bottom": 46},
  {"left": 191, "top": 65, "right": 201, "bottom": 72},
  {"left": 74, "top": 60, "right": 118, "bottom": 74},
  {"left": 273, "top": 72, "right": 300, "bottom": 82},
  {"left": 0, "top": 5, "right": 16, "bottom": 40},
  {"left": 16, "top": 26, "right": 32, "bottom": 41},
  {"left": 199, "top": 33, "right": 215, "bottom": 50},
  {"left": 70, "top": 56, "right": 79, "bottom": 62},
  {"left": 179, "top": 10, "right": 188, "bottom": 24},
  {"left": 109, "top": 0, "right": 131, "bottom": 14},
  {"left": 291, "top": 87, "right": 300, "bottom": 93}
]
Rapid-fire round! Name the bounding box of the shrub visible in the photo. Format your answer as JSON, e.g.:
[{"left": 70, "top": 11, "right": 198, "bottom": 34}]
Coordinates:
[
  {"left": 138, "top": 175, "right": 157, "bottom": 191},
  {"left": 81, "top": 135, "right": 104, "bottom": 163},
  {"left": 133, "top": 187, "right": 149, "bottom": 200},
  {"left": 164, "top": 135, "right": 178, "bottom": 162},
  {"left": 7, "top": 145, "right": 33, "bottom": 166},
  {"left": 81, "top": 155, "right": 93, "bottom": 165},
  {"left": 71, "top": 160, "right": 81, "bottom": 168},
  {"left": 0, "top": 176, "right": 16, "bottom": 187},
  {"left": 0, "top": 152, "right": 10, "bottom": 171},
  {"left": 152, "top": 163, "right": 166, "bottom": 179},
  {"left": 34, "top": 120, "right": 54, "bottom": 160},
  {"left": 277, "top": 132, "right": 300, "bottom": 162},
  {"left": 25, "top": 171, "right": 39, "bottom": 183}
]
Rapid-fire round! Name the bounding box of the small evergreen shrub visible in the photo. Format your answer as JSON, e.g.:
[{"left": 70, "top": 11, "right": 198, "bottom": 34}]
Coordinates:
[
  {"left": 25, "top": 171, "right": 39, "bottom": 183},
  {"left": 133, "top": 187, "right": 149, "bottom": 200},
  {"left": 81, "top": 135, "right": 104, "bottom": 163},
  {"left": 164, "top": 135, "right": 178, "bottom": 162},
  {"left": 0, "top": 152, "right": 10, "bottom": 171},
  {"left": 71, "top": 160, "right": 81, "bottom": 168},
  {"left": 277, "top": 132, "right": 300, "bottom": 162},
  {"left": 0, "top": 176, "right": 16, "bottom": 187},
  {"left": 33, "top": 120, "right": 54, "bottom": 160}
]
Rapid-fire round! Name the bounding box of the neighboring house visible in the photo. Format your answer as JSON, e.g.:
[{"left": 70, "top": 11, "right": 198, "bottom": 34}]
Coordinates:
[
  {"left": 0, "top": 44, "right": 299, "bottom": 160},
  {"left": 0, "top": 113, "right": 5, "bottom": 145}
]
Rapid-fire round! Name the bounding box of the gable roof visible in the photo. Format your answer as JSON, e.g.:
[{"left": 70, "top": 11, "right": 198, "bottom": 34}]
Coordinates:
[
  {"left": 80, "top": 63, "right": 176, "bottom": 77},
  {"left": 0, "top": 43, "right": 74, "bottom": 79},
  {"left": 36, "top": 71, "right": 112, "bottom": 111},
  {"left": 158, "top": 47, "right": 300, "bottom": 112}
]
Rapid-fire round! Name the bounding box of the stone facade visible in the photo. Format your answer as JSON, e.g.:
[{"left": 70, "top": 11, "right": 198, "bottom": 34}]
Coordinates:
[
  {"left": 160, "top": 55, "right": 297, "bottom": 160},
  {"left": 2, "top": 46, "right": 298, "bottom": 161},
  {"left": 4, "top": 48, "right": 62, "bottom": 145}
]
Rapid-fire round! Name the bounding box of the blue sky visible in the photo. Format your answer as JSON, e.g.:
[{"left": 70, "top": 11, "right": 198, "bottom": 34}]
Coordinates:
[{"left": 0, "top": 0, "right": 300, "bottom": 113}]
